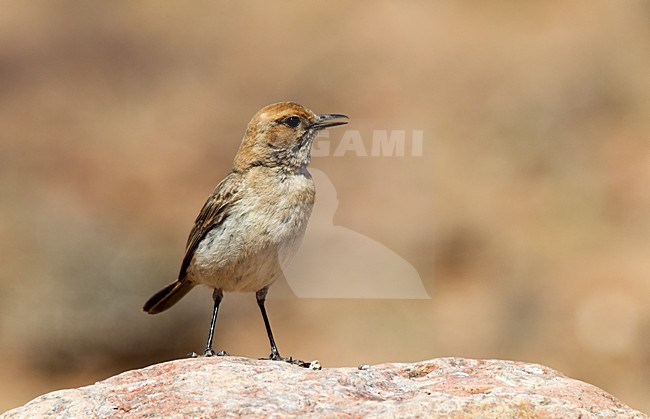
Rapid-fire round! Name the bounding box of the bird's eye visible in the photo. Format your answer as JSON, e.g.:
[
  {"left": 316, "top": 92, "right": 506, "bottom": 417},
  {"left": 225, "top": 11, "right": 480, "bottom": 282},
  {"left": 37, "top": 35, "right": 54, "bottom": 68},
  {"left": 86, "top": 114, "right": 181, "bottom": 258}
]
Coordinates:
[{"left": 283, "top": 116, "right": 301, "bottom": 128}]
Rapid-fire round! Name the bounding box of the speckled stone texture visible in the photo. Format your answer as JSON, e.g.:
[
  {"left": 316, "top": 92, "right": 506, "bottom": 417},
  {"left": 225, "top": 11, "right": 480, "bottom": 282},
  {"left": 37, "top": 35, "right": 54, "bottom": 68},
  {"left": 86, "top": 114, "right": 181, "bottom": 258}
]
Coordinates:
[{"left": 2, "top": 357, "right": 646, "bottom": 418}]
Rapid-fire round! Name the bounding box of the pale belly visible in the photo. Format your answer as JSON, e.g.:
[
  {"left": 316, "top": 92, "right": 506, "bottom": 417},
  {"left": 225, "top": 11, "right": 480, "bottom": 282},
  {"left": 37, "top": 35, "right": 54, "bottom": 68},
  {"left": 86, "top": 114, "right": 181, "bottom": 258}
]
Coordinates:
[{"left": 186, "top": 174, "right": 314, "bottom": 292}]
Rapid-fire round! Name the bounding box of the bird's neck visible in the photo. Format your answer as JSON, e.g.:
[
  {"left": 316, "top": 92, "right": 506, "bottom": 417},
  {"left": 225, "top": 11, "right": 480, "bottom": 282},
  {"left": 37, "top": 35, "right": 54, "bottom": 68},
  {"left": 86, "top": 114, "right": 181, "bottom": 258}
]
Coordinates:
[{"left": 232, "top": 141, "right": 313, "bottom": 174}]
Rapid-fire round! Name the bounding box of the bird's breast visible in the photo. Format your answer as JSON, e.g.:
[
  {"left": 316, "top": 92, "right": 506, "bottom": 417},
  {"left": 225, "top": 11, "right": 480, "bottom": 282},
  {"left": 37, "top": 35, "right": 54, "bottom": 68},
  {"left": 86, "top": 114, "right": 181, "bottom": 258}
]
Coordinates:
[
  {"left": 241, "top": 171, "right": 315, "bottom": 249},
  {"left": 188, "top": 171, "right": 315, "bottom": 292}
]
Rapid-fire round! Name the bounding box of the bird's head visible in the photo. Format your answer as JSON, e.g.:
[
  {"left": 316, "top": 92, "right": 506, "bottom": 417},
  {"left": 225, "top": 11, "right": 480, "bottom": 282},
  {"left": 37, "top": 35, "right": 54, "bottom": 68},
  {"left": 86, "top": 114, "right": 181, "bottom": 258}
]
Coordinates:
[{"left": 233, "top": 102, "right": 348, "bottom": 173}]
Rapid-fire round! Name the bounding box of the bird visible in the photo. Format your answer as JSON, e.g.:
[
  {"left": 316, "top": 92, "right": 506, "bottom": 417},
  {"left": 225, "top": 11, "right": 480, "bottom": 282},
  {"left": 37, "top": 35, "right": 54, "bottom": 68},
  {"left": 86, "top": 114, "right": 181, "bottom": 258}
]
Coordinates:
[{"left": 143, "top": 102, "right": 348, "bottom": 361}]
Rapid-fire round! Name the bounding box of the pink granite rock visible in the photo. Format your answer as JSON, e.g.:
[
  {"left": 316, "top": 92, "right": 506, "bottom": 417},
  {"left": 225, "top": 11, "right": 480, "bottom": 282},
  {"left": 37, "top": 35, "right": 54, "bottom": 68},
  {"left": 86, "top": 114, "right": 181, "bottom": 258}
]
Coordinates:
[{"left": 2, "top": 357, "right": 645, "bottom": 418}]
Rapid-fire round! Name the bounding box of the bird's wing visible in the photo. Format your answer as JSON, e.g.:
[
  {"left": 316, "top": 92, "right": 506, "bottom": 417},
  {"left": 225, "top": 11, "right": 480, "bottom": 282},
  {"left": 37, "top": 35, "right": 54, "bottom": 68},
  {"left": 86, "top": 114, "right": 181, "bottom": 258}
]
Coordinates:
[{"left": 178, "top": 172, "right": 242, "bottom": 280}]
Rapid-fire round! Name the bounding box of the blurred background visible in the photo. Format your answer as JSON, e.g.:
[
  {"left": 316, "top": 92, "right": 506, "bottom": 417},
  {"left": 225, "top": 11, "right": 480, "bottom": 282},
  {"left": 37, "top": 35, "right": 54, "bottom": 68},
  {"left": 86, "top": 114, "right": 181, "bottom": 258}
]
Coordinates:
[{"left": 1, "top": 1, "right": 648, "bottom": 413}]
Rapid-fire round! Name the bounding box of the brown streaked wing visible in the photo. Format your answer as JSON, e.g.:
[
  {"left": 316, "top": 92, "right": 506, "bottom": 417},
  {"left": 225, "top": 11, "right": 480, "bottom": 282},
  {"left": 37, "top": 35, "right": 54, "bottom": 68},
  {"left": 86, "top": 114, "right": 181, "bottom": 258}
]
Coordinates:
[{"left": 178, "top": 173, "right": 241, "bottom": 280}]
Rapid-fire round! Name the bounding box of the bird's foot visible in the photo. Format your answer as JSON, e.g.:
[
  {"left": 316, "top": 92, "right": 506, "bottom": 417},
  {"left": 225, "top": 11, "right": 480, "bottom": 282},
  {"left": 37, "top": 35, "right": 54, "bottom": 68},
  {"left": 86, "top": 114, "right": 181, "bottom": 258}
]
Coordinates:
[
  {"left": 189, "top": 349, "right": 229, "bottom": 358},
  {"left": 204, "top": 348, "right": 229, "bottom": 357},
  {"left": 259, "top": 353, "right": 319, "bottom": 369},
  {"left": 268, "top": 351, "right": 283, "bottom": 361}
]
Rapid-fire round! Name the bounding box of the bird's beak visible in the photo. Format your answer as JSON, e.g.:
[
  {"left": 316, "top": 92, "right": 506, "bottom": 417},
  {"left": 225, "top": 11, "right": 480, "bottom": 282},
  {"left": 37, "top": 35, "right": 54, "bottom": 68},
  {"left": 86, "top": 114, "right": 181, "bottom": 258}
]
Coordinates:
[{"left": 311, "top": 114, "right": 349, "bottom": 130}]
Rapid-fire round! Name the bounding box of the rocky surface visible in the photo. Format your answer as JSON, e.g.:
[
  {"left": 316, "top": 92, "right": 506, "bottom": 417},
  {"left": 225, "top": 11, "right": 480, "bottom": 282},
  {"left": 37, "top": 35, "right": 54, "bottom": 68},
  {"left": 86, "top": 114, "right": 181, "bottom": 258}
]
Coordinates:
[{"left": 2, "top": 357, "right": 646, "bottom": 418}]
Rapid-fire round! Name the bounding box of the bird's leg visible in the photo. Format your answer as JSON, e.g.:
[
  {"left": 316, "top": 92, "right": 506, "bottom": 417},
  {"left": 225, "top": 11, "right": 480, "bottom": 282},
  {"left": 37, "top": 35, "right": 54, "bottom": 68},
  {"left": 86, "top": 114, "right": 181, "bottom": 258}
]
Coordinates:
[
  {"left": 256, "top": 286, "right": 283, "bottom": 361},
  {"left": 203, "top": 288, "right": 226, "bottom": 357}
]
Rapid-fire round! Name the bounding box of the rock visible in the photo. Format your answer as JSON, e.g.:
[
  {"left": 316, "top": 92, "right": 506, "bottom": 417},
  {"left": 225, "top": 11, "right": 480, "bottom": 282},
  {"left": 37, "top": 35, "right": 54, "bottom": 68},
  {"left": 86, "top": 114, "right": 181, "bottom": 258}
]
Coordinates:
[{"left": 2, "top": 357, "right": 645, "bottom": 418}]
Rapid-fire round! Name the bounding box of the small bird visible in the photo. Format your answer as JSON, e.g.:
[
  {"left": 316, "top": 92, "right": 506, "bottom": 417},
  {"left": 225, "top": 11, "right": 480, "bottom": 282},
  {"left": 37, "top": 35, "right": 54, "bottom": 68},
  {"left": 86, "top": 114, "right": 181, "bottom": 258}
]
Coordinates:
[{"left": 143, "top": 102, "right": 348, "bottom": 360}]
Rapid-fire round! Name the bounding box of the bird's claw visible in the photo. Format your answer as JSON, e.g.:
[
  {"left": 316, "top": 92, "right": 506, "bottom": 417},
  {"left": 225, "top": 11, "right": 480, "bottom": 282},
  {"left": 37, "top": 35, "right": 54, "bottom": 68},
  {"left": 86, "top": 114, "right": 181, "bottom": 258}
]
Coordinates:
[
  {"left": 189, "top": 349, "right": 229, "bottom": 358},
  {"left": 269, "top": 352, "right": 284, "bottom": 361},
  {"left": 259, "top": 354, "right": 316, "bottom": 368},
  {"left": 258, "top": 351, "right": 285, "bottom": 362}
]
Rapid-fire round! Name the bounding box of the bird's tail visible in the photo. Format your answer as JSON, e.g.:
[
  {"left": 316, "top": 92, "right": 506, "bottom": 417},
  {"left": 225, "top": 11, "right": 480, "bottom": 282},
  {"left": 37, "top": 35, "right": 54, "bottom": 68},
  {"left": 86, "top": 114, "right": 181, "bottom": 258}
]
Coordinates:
[{"left": 143, "top": 280, "right": 195, "bottom": 314}]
